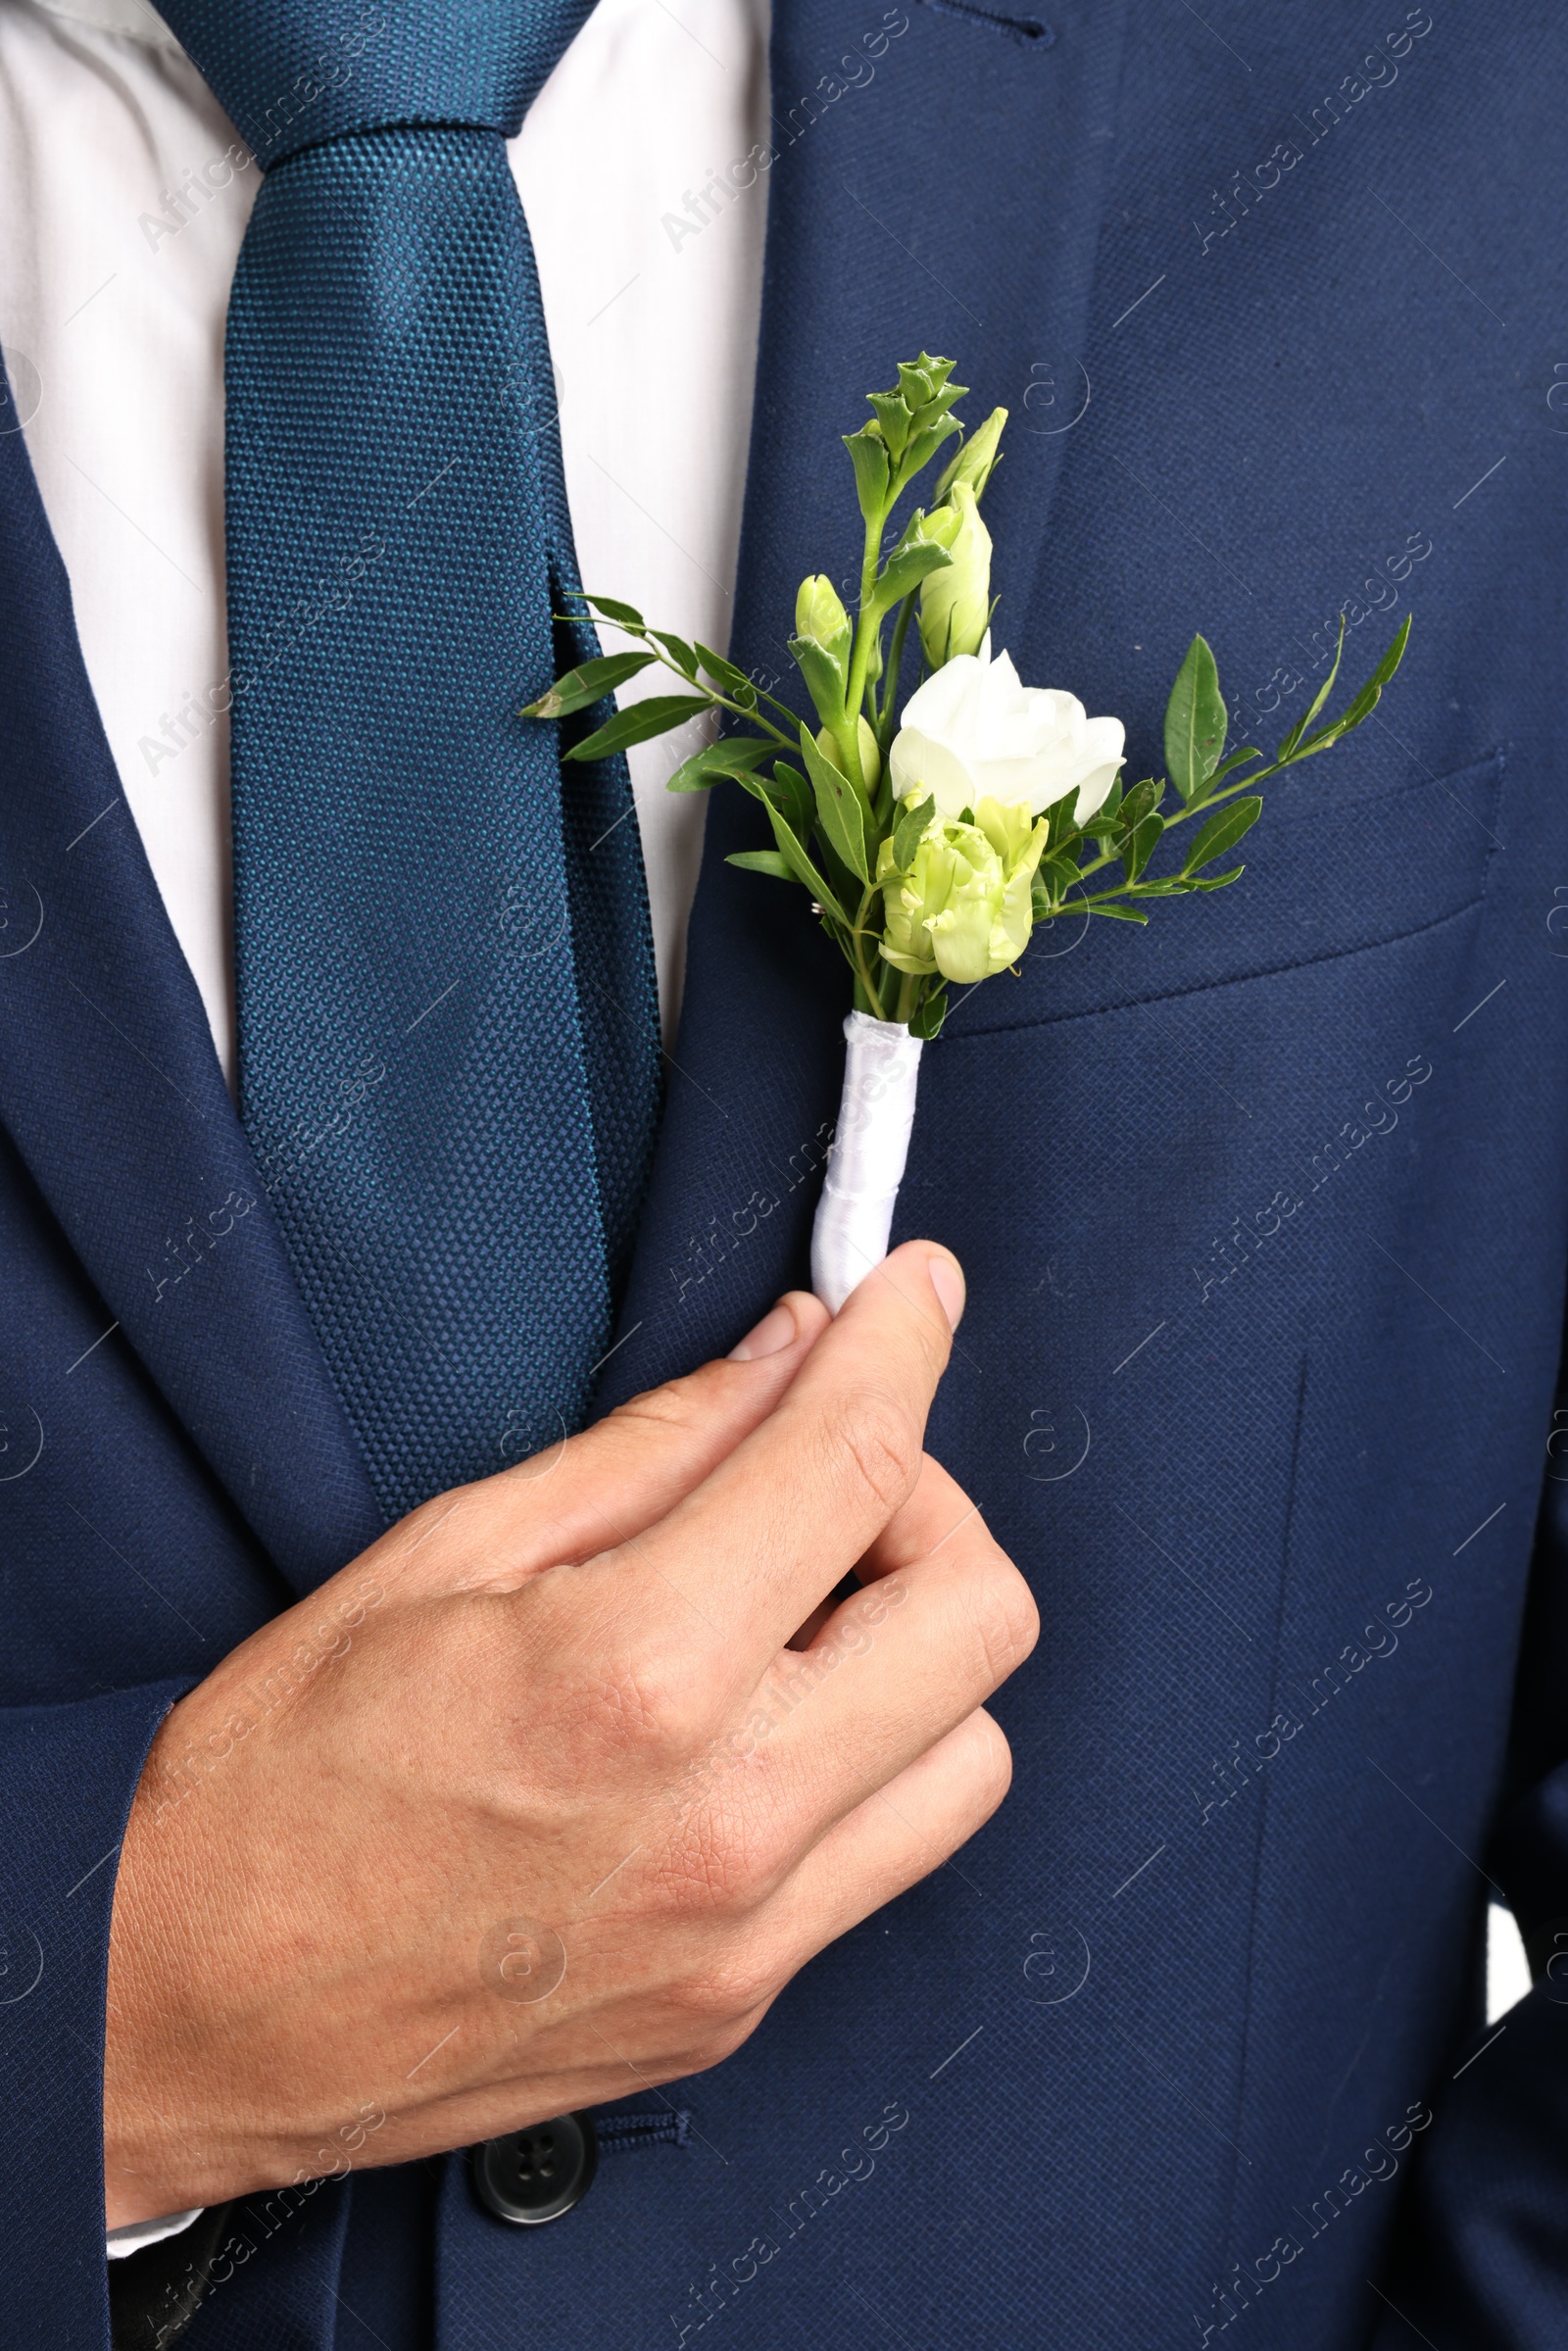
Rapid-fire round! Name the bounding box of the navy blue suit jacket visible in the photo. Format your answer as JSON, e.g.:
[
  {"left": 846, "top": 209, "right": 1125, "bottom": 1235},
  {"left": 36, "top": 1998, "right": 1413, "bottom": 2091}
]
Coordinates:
[{"left": 5, "top": 3, "right": 1567, "bottom": 2344}]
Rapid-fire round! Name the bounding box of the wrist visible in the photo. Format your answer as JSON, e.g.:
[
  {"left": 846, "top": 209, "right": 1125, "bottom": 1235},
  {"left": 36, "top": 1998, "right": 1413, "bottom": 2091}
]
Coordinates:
[{"left": 103, "top": 1690, "right": 251, "bottom": 2227}]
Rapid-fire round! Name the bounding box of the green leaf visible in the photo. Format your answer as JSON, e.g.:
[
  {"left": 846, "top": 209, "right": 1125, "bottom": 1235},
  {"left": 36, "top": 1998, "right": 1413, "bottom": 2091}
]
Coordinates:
[
  {"left": 1295, "top": 614, "right": 1412, "bottom": 759},
  {"left": 1163, "top": 634, "right": 1228, "bottom": 803},
  {"left": 1367, "top": 611, "right": 1412, "bottom": 692},
  {"left": 1043, "top": 790, "right": 1087, "bottom": 856},
  {"left": 870, "top": 536, "right": 952, "bottom": 616},
  {"left": 892, "top": 793, "right": 936, "bottom": 872},
  {"left": 520, "top": 650, "right": 657, "bottom": 718},
  {"left": 734, "top": 777, "right": 846, "bottom": 921},
  {"left": 893, "top": 414, "right": 963, "bottom": 492},
  {"left": 1334, "top": 612, "right": 1412, "bottom": 734},
  {"left": 908, "top": 985, "right": 948, "bottom": 1042},
  {"left": 648, "top": 630, "right": 700, "bottom": 679},
  {"left": 1081, "top": 774, "right": 1121, "bottom": 854},
  {"left": 578, "top": 592, "right": 645, "bottom": 629},
  {"left": 695, "top": 643, "right": 759, "bottom": 708},
  {"left": 789, "top": 634, "right": 849, "bottom": 728},
  {"left": 799, "top": 723, "right": 872, "bottom": 886},
  {"left": 844, "top": 425, "right": 892, "bottom": 521},
  {"left": 1122, "top": 811, "right": 1164, "bottom": 883},
  {"left": 725, "top": 850, "right": 794, "bottom": 881},
  {"left": 761, "top": 759, "right": 814, "bottom": 851},
  {"left": 1332, "top": 687, "right": 1377, "bottom": 736},
  {"left": 1208, "top": 744, "right": 1263, "bottom": 786},
  {"left": 1033, "top": 855, "right": 1084, "bottom": 918},
  {"left": 1183, "top": 794, "right": 1262, "bottom": 874},
  {"left": 1117, "top": 776, "right": 1165, "bottom": 832},
  {"left": 1088, "top": 902, "right": 1149, "bottom": 924},
  {"left": 816, "top": 833, "right": 864, "bottom": 923},
  {"left": 1277, "top": 615, "right": 1346, "bottom": 761},
  {"left": 565, "top": 693, "right": 710, "bottom": 761},
  {"left": 665, "top": 736, "right": 775, "bottom": 793},
  {"left": 1187, "top": 865, "right": 1246, "bottom": 890},
  {"left": 1293, "top": 716, "right": 1351, "bottom": 761}
]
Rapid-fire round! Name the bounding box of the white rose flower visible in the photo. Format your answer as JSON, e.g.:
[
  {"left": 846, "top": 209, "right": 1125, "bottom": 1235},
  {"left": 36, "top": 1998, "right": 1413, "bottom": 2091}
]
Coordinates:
[{"left": 890, "top": 633, "right": 1125, "bottom": 824}]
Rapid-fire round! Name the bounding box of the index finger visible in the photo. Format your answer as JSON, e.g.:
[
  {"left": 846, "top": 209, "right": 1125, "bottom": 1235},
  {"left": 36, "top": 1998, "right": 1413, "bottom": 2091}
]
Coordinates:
[{"left": 612, "top": 1240, "right": 966, "bottom": 1684}]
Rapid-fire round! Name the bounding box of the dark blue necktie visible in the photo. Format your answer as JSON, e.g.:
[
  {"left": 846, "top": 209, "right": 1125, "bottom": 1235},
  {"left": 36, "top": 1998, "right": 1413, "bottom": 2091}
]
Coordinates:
[{"left": 155, "top": 2, "right": 662, "bottom": 1522}]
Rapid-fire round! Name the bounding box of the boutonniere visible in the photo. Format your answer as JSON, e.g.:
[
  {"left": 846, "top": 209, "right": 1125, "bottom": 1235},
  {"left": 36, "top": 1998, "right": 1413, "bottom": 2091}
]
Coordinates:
[{"left": 525, "top": 354, "right": 1408, "bottom": 1309}]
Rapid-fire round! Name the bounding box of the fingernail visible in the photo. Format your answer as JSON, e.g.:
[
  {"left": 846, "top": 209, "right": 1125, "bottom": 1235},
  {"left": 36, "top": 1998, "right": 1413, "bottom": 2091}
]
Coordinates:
[
  {"left": 728, "top": 1299, "right": 798, "bottom": 1361},
  {"left": 928, "top": 1253, "right": 965, "bottom": 1332}
]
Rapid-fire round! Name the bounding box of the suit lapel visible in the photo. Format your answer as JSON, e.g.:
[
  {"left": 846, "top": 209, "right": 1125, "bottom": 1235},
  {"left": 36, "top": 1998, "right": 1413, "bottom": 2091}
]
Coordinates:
[
  {"left": 0, "top": 401, "right": 380, "bottom": 1593},
  {"left": 600, "top": 0, "right": 1129, "bottom": 1407}
]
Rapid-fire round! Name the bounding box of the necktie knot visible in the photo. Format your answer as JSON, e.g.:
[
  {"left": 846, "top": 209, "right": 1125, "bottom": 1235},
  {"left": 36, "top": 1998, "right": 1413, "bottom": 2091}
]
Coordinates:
[{"left": 156, "top": 0, "right": 595, "bottom": 167}]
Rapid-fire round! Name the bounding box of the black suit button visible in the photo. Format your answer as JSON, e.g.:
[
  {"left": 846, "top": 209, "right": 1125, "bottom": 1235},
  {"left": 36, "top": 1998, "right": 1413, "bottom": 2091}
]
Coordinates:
[{"left": 473, "top": 2113, "right": 598, "bottom": 2226}]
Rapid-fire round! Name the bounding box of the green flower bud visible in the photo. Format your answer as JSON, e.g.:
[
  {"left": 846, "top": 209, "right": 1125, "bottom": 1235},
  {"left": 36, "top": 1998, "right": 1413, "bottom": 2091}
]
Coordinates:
[
  {"left": 933, "top": 405, "right": 1007, "bottom": 507},
  {"left": 791, "top": 573, "right": 854, "bottom": 725},
  {"left": 916, "top": 481, "right": 993, "bottom": 670},
  {"left": 877, "top": 795, "right": 1047, "bottom": 986},
  {"left": 897, "top": 354, "right": 962, "bottom": 419},
  {"left": 795, "top": 573, "right": 853, "bottom": 667},
  {"left": 866, "top": 391, "right": 914, "bottom": 458},
  {"left": 816, "top": 715, "right": 882, "bottom": 794}
]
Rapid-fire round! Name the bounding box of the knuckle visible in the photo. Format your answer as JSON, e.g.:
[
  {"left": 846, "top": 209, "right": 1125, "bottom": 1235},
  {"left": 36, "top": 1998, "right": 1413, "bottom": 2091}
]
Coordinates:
[
  {"left": 605, "top": 1373, "right": 714, "bottom": 1445},
  {"left": 690, "top": 2015, "right": 762, "bottom": 2073},
  {"left": 674, "top": 1932, "right": 786, "bottom": 2031},
  {"left": 966, "top": 1550, "right": 1039, "bottom": 1686},
  {"left": 586, "top": 1642, "right": 705, "bottom": 1762},
  {"left": 964, "top": 1709, "right": 1014, "bottom": 1811},
  {"left": 835, "top": 1386, "right": 922, "bottom": 1516},
  {"left": 660, "top": 1785, "right": 790, "bottom": 1917},
  {"left": 675, "top": 2000, "right": 766, "bottom": 2080}
]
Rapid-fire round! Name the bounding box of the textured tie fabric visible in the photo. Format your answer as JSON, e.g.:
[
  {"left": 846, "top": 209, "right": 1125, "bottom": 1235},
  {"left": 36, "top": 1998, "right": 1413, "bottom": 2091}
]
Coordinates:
[{"left": 154, "top": 2, "right": 662, "bottom": 1522}]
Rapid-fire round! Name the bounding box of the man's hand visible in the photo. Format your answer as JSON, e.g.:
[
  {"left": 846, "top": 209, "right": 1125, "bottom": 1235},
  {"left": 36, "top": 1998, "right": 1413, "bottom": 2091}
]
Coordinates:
[{"left": 104, "top": 1243, "right": 1037, "bottom": 2226}]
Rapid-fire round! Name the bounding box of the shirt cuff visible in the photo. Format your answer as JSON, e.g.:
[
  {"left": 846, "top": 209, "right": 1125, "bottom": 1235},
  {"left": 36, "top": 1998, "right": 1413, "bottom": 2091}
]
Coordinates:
[{"left": 106, "top": 2207, "right": 204, "bottom": 2260}]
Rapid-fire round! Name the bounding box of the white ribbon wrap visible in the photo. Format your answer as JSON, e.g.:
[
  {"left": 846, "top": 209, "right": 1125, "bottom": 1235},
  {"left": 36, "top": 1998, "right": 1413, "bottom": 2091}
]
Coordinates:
[{"left": 810, "top": 1012, "right": 924, "bottom": 1312}]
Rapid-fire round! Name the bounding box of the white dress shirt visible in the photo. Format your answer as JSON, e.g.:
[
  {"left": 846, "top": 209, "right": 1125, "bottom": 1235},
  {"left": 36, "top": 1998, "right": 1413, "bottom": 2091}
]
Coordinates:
[
  {"left": 0, "top": 0, "right": 770, "bottom": 1070},
  {"left": 0, "top": 0, "right": 769, "bottom": 2254}
]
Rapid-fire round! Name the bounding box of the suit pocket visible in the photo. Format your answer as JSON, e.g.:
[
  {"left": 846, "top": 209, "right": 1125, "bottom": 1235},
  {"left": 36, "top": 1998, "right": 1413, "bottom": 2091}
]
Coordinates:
[
  {"left": 946, "top": 752, "right": 1502, "bottom": 1038},
  {"left": 911, "top": 0, "right": 1057, "bottom": 41}
]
